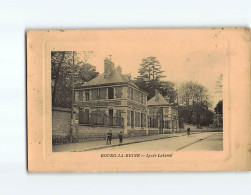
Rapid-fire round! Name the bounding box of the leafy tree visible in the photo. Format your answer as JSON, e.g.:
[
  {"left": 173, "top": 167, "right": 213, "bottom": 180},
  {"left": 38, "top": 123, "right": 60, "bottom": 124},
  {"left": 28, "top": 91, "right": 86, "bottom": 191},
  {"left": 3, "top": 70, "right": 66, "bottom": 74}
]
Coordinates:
[
  {"left": 51, "top": 51, "right": 98, "bottom": 108},
  {"left": 214, "top": 100, "right": 223, "bottom": 116},
  {"left": 74, "top": 62, "right": 99, "bottom": 87},
  {"left": 178, "top": 81, "right": 213, "bottom": 126},
  {"left": 214, "top": 100, "right": 223, "bottom": 127},
  {"left": 138, "top": 56, "right": 166, "bottom": 81},
  {"left": 134, "top": 79, "right": 177, "bottom": 101},
  {"left": 178, "top": 81, "right": 210, "bottom": 107},
  {"left": 158, "top": 81, "right": 177, "bottom": 103}
]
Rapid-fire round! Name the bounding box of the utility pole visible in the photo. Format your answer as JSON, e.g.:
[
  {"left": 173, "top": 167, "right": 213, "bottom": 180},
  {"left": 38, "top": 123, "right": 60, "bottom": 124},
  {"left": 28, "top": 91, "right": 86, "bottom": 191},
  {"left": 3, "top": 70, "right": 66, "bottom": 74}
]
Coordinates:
[{"left": 70, "top": 51, "right": 75, "bottom": 143}]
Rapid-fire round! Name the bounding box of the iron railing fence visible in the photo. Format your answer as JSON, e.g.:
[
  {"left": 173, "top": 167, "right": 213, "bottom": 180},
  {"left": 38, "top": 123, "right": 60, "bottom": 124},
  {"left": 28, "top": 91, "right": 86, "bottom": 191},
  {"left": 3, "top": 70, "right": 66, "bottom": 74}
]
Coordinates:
[{"left": 148, "top": 117, "right": 172, "bottom": 129}]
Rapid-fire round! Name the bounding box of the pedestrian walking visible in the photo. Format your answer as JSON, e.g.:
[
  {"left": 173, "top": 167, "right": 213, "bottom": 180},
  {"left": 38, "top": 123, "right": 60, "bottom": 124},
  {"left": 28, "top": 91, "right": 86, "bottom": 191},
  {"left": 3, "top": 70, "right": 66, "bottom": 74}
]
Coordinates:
[
  {"left": 187, "top": 127, "right": 191, "bottom": 137},
  {"left": 108, "top": 130, "right": 112, "bottom": 145},
  {"left": 118, "top": 131, "right": 123, "bottom": 144},
  {"left": 106, "top": 132, "right": 110, "bottom": 145}
]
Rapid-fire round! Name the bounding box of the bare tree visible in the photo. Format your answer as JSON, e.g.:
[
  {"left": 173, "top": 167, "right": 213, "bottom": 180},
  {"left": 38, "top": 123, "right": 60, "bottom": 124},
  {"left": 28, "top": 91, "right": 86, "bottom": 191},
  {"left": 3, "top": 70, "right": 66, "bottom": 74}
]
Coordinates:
[{"left": 215, "top": 73, "right": 223, "bottom": 99}]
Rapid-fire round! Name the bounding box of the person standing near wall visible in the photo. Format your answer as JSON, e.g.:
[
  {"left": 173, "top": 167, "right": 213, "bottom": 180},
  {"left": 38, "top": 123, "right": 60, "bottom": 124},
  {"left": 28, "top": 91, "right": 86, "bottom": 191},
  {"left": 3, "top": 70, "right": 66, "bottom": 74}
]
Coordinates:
[
  {"left": 108, "top": 130, "right": 112, "bottom": 145},
  {"left": 187, "top": 127, "right": 191, "bottom": 137},
  {"left": 119, "top": 131, "right": 123, "bottom": 144}
]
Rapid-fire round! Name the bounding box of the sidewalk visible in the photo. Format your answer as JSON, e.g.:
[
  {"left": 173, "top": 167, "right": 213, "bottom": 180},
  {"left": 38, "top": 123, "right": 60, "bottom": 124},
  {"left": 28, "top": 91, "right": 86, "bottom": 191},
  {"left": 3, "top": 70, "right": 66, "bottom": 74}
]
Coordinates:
[{"left": 53, "top": 133, "right": 187, "bottom": 152}]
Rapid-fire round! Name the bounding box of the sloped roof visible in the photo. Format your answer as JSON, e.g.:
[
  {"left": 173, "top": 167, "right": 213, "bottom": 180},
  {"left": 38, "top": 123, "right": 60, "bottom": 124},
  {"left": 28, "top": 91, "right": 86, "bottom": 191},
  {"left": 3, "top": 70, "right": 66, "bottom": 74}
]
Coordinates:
[
  {"left": 147, "top": 92, "right": 169, "bottom": 106},
  {"left": 80, "top": 68, "right": 140, "bottom": 89}
]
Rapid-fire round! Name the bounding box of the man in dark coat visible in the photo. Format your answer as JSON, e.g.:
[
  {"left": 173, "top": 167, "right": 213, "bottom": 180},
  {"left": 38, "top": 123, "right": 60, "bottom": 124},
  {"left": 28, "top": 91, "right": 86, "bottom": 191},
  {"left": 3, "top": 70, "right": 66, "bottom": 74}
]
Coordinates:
[
  {"left": 187, "top": 127, "right": 191, "bottom": 137},
  {"left": 118, "top": 131, "right": 123, "bottom": 144},
  {"left": 108, "top": 130, "right": 112, "bottom": 145}
]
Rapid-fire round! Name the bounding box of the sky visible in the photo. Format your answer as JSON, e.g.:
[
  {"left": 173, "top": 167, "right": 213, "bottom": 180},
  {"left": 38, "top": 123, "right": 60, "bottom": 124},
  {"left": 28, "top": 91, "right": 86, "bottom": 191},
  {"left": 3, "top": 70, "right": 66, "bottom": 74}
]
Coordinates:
[{"left": 78, "top": 29, "right": 227, "bottom": 108}]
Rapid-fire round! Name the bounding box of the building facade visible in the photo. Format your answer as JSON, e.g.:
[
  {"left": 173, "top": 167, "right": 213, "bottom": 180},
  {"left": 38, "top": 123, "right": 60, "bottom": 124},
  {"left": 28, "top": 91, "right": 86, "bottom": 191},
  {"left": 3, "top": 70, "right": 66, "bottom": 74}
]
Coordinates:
[
  {"left": 73, "top": 58, "right": 148, "bottom": 137},
  {"left": 147, "top": 90, "right": 179, "bottom": 134}
]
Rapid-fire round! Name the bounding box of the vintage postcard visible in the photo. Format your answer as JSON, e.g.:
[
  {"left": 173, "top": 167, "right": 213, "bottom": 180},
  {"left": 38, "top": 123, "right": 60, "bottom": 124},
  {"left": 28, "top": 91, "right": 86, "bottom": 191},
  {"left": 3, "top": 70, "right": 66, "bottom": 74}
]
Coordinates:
[{"left": 27, "top": 28, "right": 251, "bottom": 172}]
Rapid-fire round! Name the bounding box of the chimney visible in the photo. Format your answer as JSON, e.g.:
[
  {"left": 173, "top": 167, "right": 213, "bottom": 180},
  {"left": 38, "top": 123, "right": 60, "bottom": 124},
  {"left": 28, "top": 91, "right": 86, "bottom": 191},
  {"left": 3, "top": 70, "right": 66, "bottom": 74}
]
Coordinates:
[
  {"left": 155, "top": 90, "right": 159, "bottom": 101},
  {"left": 155, "top": 89, "right": 158, "bottom": 96},
  {"left": 117, "top": 65, "right": 122, "bottom": 74},
  {"left": 104, "top": 57, "right": 114, "bottom": 77}
]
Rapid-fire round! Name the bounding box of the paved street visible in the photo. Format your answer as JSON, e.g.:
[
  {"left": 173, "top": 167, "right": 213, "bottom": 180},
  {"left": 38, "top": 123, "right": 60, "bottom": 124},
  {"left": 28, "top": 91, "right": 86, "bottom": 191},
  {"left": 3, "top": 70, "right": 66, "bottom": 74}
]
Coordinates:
[
  {"left": 53, "top": 133, "right": 186, "bottom": 152},
  {"left": 53, "top": 132, "right": 223, "bottom": 152},
  {"left": 181, "top": 133, "right": 223, "bottom": 151},
  {"left": 99, "top": 132, "right": 223, "bottom": 152}
]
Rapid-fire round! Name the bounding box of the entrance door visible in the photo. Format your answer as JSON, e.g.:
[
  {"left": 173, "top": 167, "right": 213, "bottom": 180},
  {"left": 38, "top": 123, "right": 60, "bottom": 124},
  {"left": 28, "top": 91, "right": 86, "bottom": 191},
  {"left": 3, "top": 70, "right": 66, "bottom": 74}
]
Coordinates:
[
  {"left": 131, "top": 111, "right": 134, "bottom": 128},
  {"left": 109, "top": 109, "right": 113, "bottom": 126}
]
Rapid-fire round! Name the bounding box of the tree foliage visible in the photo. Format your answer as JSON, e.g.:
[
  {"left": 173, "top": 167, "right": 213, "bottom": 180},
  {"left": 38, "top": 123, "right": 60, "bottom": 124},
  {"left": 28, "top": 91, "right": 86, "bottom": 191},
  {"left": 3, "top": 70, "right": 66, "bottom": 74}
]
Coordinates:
[
  {"left": 214, "top": 100, "right": 223, "bottom": 127},
  {"left": 135, "top": 56, "right": 175, "bottom": 101},
  {"left": 178, "top": 81, "right": 213, "bottom": 126},
  {"left": 134, "top": 79, "right": 177, "bottom": 102},
  {"left": 178, "top": 81, "right": 210, "bottom": 107},
  {"left": 51, "top": 51, "right": 98, "bottom": 108},
  {"left": 138, "top": 56, "right": 166, "bottom": 81},
  {"left": 214, "top": 100, "right": 223, "bottom": 116}
]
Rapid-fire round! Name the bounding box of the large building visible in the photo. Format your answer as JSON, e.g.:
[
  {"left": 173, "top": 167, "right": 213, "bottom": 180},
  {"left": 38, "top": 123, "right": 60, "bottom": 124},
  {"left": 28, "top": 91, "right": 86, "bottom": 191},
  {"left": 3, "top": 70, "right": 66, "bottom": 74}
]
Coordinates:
[
  {"left": 147, "top": 90, "right": 179, "bottom": 134},
  {"left": 73, "top": 58, "right": 148, "bottom": 137}
]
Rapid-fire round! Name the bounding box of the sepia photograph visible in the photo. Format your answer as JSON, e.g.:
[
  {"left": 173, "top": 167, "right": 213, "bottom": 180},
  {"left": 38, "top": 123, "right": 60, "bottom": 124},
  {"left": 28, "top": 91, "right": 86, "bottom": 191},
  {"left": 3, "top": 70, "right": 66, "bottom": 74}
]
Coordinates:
[
  {"left": 27, "top": 28, "right": 250, "bottom": 172},
  {"left": 2, "top": 0, "right": 251, "bottom": 193},
  {"left": 51, "top": 30, "right": 224, "bottom": 153}
]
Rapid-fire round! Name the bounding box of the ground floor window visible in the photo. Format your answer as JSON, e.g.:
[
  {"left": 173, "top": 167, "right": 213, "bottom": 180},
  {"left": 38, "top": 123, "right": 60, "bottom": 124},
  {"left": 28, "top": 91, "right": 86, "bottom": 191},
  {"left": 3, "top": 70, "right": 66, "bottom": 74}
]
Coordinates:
[
  {"left": 141, "top": 113, "right": 143, "bottom": 127},
  {"left": 131, "top": 111, "right": 134, "bottom": 128}
]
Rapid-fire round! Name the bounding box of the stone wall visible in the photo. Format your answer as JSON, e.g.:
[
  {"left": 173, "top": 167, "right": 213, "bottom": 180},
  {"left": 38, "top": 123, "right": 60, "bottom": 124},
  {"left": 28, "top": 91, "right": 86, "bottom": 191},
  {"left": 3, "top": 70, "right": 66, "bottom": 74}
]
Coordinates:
[
  {"left": 52, "top": 107, "right": 71, "bottom": 144},
  {"left": 127, "top": 130, "right": 146, "bottom": 137},
  {"left": 74, "top": 125, "right": 123, "bottom": 142},
  {"left": 163, "top": 129, "right": 173, "bottom": 134},
  {"left": 148, "top": 129, "right": 159, "bottom": 135}
]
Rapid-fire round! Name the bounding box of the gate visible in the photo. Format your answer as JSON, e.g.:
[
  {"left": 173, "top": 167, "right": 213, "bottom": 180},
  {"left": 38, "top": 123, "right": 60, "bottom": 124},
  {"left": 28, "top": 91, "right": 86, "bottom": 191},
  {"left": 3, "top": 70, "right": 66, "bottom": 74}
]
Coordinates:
[{"left": 157, "top": 107, "right": 164, "bottom": 134}]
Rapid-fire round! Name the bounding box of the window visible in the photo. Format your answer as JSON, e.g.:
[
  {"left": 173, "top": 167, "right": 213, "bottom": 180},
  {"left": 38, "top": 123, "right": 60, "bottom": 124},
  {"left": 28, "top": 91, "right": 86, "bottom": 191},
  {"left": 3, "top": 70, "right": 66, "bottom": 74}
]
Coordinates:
[
  {"left": 85, "top": 90, "right": 90, "bottom": 101},
  {"left": 141, "top": 113, "right": 143, "bottom": 127},
  {"left": 141, "top": 94, "right": 143, "bottom": 104},
  {"left": 131, "top": 89, "right": 133, "bottom": 100},
  {"left": 108, "top": 87, "right": 114, "bottom": 99},
  {"left": 131, "top": 111, "right": 134, "bottom": 127}
]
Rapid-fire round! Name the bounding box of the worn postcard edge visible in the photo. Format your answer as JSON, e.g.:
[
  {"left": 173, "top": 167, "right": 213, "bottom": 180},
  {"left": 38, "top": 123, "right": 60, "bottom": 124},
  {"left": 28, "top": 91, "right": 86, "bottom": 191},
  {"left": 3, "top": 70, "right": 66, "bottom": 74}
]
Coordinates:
[{"left": 27, "top": 28, "right": 251, "bottom": 172}]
